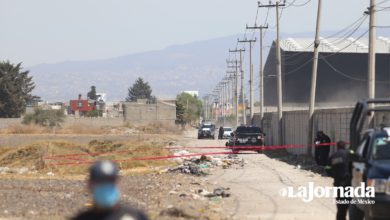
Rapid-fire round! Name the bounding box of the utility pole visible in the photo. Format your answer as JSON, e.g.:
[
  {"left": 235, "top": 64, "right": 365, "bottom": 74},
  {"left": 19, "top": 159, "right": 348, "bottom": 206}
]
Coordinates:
[
  {"left": 229, "top": 49, "right": 246, "bottom": 125},
  {"left": 368, "top": 0, "right": 376, "bottom": 99},
  {"left": 204, "top": 96, "right": 208, "bottom": 120},
  {"left": 246, "top": 24, "right": 268, "bottom": 125},
  {"left": 222, "top": 81, "right": 226, "bottom": 126},
  {"left": 307, "top": 0, "right": 323, "bottom": 156},
  {"left": 259, "top": 0, "right": 285, "bottom": 145},
  {"left": 227, "top": 60, "right": 240, "bottom": 128},
  {"left": 238, "top": 38, "right": 257, "bottom": 124}
]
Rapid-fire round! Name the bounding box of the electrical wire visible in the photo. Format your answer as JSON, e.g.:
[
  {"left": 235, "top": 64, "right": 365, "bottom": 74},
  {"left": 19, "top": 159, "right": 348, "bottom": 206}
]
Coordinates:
[
  {"left": 321, "top": 55, "right": 390, "bottom": 84},
  {"left": 375, "top": 0, "right": 390, "bottom": 7},
  {"left": 283, "top": 30, "right": 369, "bottom": 76},
  {"left": 285, "top": 0, "right": 312, "bottom": 8},
  {"left": 329, "top": 15, "right": 368, "bottom": 45}
]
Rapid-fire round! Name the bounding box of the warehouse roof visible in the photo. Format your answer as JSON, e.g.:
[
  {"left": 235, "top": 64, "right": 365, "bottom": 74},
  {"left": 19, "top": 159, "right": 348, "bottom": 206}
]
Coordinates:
[{"left": 280, "top": 36, "right": 390, "bottom": 54}]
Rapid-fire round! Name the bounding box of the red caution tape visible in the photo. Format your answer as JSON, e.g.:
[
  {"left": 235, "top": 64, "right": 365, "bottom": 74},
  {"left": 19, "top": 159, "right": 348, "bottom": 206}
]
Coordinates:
[{"left": 44, "top": 142, "right": 340, "bottom": 166}]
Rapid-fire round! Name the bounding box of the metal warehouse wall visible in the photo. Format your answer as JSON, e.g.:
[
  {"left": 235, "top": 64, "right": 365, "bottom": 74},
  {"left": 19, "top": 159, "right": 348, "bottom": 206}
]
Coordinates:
[{"left": 263, "top": 44, "right": 390, "bottom": 106}]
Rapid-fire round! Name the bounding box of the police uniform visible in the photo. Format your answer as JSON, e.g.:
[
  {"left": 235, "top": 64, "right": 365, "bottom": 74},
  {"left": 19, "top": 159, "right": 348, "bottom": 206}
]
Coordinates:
[
  {"left": 72, "top": 161, "right": 149, "bottom": 220},
  {"left": 314, "top": 132, "right": 331, "bottom": 166},
  {"left": 326, "top": 148, "right": 352, "bottom": 220},
  {"left": 72, "top": 206, "right": 149, "bottom": 220}
]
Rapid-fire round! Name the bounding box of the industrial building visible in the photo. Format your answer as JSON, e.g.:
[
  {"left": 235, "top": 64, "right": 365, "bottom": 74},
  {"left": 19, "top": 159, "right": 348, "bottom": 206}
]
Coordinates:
[{"left": 263, "top": 37, "right": 390, "bottom": 106}]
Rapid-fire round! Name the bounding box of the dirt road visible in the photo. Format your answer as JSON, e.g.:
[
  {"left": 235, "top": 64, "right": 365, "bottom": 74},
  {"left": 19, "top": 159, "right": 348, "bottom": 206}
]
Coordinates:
[
  {"left": 179, "top": 130, "right": 337, "bottom": 220},
  {"left": 0, "top": 129, "right": 338, "bottom": 220}
]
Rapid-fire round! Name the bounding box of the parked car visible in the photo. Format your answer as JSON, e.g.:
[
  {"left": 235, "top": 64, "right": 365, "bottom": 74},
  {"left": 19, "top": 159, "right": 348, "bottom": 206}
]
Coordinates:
[
  {"left": 222, "top": 127, "right": 233, "bottom": 139},
  {"left": 197, "top": 124, "right": 216, "bottom": 139},
  {"left": 349, "top": 99, "right": 390, "bottom": 220},
  {"left": 226, "top": 125, "right": 265, "bottom": 153}
]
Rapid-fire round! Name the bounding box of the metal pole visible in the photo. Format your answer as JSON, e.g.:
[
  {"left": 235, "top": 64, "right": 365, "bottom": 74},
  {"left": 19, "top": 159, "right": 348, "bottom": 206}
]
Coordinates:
[
  {"left": 307, "top": 0, "right": 323, "bottom": 156},
  {"left": 275, "top": 1, "right": 283, "bottom": 145}
]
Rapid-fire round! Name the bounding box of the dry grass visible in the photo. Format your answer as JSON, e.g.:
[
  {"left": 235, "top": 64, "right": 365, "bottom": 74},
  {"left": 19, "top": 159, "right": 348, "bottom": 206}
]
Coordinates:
[
  {"left": 60, "top": 123, "right": 107, "bottom": 134},
  {"left": 0, "top": 139, "right": 173, "bottom": 176},
  {"left": 0, "top": 121, "right": 182, "bottom": 136},
  {"left": 0, "top": 123, "right": 50, "bottom": 134},
  {"left": 137, "top": 122, "right": 182, "bottom": 135}
]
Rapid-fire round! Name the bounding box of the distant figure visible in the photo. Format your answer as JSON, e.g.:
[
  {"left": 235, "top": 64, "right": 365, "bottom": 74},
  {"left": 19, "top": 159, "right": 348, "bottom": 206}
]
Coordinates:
[
  {"left": 314, "top": 131, "right": 331, "bottom": 166},
  {"left": 218, "top": 126, "right": 224, "bottom": 139},
  {"left": 325, "top": 141, "right": 352, "bottom": 220},
  {"left": 72, "top": 160, "right": 149, "bottom": 220}
]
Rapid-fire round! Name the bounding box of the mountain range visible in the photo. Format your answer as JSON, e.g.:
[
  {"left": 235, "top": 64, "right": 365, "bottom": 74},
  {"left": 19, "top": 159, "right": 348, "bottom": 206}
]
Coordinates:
[{"left": 28, "top": 29, "right": 390, "bottom": 102}]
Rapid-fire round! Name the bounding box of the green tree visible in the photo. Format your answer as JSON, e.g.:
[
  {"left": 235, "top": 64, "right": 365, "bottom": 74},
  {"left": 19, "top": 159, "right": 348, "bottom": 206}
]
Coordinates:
[
  {"left": 0, "top": 61, "right": 39, "bottom": 118},
  {"left": 87, "top": 85, "right": 98, "bottom": 100},
  {"left": 175, "top": 92, "right": 202, "bottom": 125},
  {"left": 22, "top": 108, "right": 65, "bottom": 127},
  {"left": 126, "top": 77, "right": 152, "bottom": 102}
]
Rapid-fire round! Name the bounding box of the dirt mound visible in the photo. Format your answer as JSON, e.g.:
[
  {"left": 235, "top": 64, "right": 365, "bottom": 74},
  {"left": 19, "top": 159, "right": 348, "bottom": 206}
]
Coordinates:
[
  {"left": 0, "top": 142, "right": 81, "bottom": 171},
  {"left": 87, "top": 139, "right": 123, "bottom": 153}
]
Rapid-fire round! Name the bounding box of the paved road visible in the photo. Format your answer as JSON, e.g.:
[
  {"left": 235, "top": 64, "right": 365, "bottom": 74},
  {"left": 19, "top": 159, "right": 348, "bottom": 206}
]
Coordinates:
[{"left": 180, "top": 130, "right": 337, "bottom": 220}]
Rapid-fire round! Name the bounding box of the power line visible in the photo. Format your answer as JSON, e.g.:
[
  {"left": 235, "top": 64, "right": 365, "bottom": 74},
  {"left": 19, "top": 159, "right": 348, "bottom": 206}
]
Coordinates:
[
  {"left": 375, "top": 0, "right": 390, "bottom": 6},
  {"left": 321, "top": 55, "right": 390, "bottom": 84},
  {"left": 285, "top": 0, "right": 312, "bottom": 8},
  {"left": 283, "top": 30, "right": 369, "bottom": 76}
]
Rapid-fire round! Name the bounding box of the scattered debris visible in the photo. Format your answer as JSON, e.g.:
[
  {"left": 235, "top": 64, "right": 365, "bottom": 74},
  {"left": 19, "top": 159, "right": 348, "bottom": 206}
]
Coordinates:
[
  {"left": 159, "top": 206, "right": 197, "bottom": 219},
  {"left": 0, "top": 167, "right": 34, "bottom": 175},
  {"left": 167, "top": 151, "right": 245, "bottom": 176}
]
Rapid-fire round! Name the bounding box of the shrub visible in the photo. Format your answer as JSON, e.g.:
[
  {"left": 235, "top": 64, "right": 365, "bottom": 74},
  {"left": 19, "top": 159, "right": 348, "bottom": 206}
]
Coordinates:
[{"left": 22, "top": 108, "right": 65, "bottom": 127}]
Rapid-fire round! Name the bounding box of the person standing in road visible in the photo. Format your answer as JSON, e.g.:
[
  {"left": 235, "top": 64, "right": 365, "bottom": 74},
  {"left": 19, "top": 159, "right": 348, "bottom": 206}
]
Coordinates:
[
  {"left": 325, "top": 141, "right": 352, "bottom": 220},
  {"left": 72, "top": 160, "right": 149, "bottom": 220},
  {"left": 218, "top": 126, "right": 224, "bottom": 139},
  {"left": 314, "top": 131, "right": 331, "bottom": 166}
]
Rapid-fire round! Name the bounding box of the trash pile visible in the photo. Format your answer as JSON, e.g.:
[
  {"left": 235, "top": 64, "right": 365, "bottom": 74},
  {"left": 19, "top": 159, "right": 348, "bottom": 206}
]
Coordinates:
[{"left": 167, "top": 150, "right": 245, "bottom": 176}]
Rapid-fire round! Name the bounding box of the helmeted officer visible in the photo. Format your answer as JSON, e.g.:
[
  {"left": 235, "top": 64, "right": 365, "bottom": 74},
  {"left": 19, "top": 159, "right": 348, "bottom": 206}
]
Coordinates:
[
  {"left": 72, "top": 160, "right": 149, "bottom": 220},
  {"left": 314, "top": 131, "right": 331, "bottom": 166},
  {"left": 325, "top": 141, "right": 352, "bottom": 220}
]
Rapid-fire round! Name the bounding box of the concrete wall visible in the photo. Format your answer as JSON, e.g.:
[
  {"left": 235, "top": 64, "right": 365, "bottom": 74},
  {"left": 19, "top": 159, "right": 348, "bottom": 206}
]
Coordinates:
[
  {"left": 64, "top": 117, "right": 124, "bottom": 127},
  {"left": 0, "top": 117, "right": 125, "bottom": 129},
  {"left": 0, "top": 118, "right": 22, "bottom": 129},
  {"left": 253, "top": 107, "right": 354, "bottom": 155},
  {"left": 122, "top": 101, "right": 176, "bottom": 125}
]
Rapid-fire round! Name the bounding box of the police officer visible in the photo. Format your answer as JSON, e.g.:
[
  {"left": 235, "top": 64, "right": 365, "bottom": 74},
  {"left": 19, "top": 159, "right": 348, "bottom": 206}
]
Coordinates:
[
  {"left": 325, "top": 141, "right": 352, "bottom": 220},
  {"left": 218, "top": 126, "right": 224, "bottom": 139},
  {"left": 314, "top": 131, "right": 331, "bottom": 166},
  {"left": 72, "top": 160, "right": 149, "bottom": 220}
]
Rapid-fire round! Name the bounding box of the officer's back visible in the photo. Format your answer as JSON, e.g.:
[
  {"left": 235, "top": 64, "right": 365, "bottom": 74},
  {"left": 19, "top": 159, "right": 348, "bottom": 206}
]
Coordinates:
[{"left": 328, "top": 147, "right": 351, "bottom": 185}]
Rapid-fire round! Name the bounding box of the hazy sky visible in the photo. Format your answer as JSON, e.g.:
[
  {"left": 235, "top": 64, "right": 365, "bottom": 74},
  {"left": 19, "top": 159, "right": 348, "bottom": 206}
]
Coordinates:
[{"left": 0, "top": 0, "right": 389, "bottom": 66}]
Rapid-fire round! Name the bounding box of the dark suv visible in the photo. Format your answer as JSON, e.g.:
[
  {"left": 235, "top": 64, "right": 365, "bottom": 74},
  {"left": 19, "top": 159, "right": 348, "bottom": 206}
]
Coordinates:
[
  {"left": 226, "top": 126, "right": 265, "bottom": 153},
  {"left": 349, "top": 99, "right": 390, "bottom": 220},
  {"left": 197, "top": 124, "right": 216, "bottom": 139}
]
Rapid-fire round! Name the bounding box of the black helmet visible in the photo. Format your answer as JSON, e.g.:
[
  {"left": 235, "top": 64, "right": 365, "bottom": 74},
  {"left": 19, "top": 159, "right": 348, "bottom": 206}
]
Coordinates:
[{"left": 89, "top": 160, "right": 119, "bottom": 183}]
